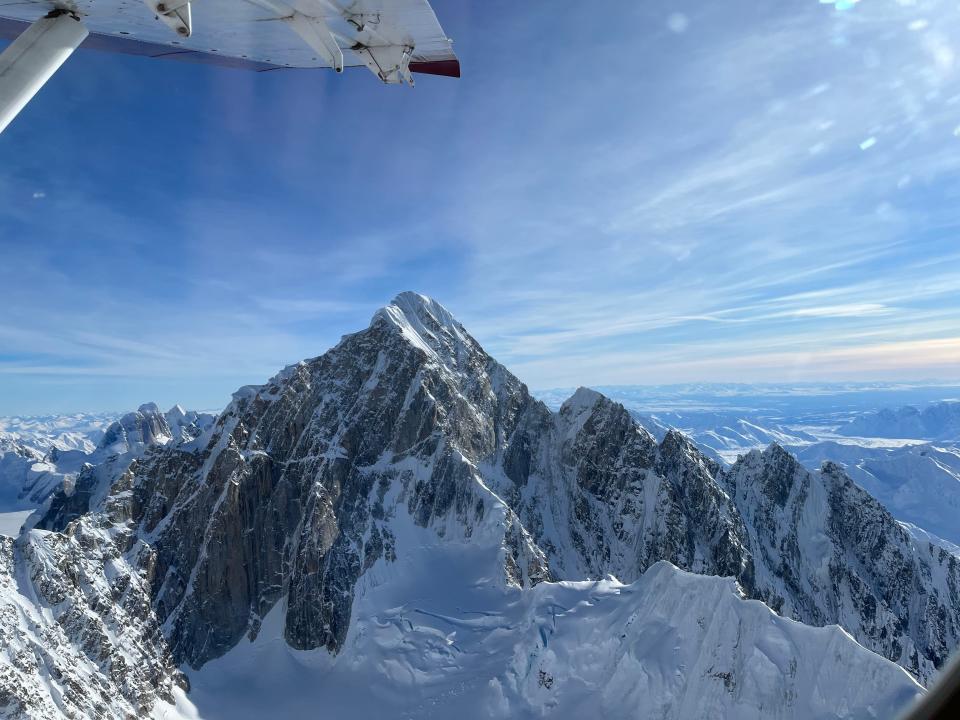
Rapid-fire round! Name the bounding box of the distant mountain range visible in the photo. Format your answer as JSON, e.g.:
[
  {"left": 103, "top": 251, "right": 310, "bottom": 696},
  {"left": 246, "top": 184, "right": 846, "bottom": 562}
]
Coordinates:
[
  {"left": 620, "top": 410, "right": 819, "bottom": 464},
  {"left": 0, "top": 404, "right": 214, "bottom": 522},
  {"left": 836, "top": 401, "right": 960, "bottom": 440},
  {"left": 0, "top": 412, "right": 117, "bottom": 454}
]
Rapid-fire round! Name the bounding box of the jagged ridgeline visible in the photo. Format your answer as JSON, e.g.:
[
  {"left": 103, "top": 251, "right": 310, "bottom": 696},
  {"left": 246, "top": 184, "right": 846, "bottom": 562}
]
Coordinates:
[{"left": 1, "top": 292, "right": 956, "bottom": 719}]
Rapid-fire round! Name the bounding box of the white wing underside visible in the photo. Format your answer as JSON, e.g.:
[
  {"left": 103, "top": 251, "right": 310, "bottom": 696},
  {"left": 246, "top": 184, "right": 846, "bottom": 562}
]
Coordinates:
[{"left": 0, "top": 0, "right": 457, "bottom": 78}]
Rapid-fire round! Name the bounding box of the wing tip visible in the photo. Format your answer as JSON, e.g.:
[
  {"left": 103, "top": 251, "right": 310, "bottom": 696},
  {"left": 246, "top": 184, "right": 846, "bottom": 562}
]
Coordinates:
[{"left": 409, "top": 58, "right": 460, "bottom": 79}]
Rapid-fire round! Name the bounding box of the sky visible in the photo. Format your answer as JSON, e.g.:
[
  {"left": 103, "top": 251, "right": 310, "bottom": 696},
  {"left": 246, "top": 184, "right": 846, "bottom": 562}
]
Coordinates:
[{"left": 2, "top": 0, "right": 960, "bottom": 414}]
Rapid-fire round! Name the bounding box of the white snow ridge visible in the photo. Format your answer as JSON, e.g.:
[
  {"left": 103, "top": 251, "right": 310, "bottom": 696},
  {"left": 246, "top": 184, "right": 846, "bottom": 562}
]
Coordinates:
[
  {"left": 187, "top": 544, "right": 922, "bottom": 720},
  {"left": 0, "top": 294, "right": 946, "bottom": 720}
]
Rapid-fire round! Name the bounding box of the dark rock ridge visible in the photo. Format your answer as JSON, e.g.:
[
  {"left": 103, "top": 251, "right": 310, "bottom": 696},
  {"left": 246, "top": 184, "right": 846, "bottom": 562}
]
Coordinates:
[{"left": 3, "top": 292, "right": 958, "bottom": 718}]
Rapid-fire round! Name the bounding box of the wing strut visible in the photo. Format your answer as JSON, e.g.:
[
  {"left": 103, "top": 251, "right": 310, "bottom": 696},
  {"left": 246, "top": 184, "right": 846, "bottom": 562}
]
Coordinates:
[
  {"left": 284, "top": 12, "right": 344, "bottom": 73},
  {"left": 0, "top": 10, "right": 88, "bottom": 133}
]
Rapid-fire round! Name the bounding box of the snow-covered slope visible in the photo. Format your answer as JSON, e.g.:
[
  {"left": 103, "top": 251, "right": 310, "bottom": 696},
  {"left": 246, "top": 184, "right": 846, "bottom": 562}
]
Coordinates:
[
  {"left": 0, "top": 293, "right": 952, "bottom": 718},
  {"left": 186, "top": 552, "right": 922, "bottom": 720},
  {"left": 0, "top": 530, "right": 194, "bottom": 719},
  {"left": 789, "top": 441, "right": 960, "bottom": 547}
]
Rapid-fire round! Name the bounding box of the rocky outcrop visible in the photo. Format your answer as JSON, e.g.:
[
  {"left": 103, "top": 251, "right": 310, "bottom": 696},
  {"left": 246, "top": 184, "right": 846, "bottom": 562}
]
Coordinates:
[
  {"left": 0, "top": 525, "right": 185, "bottom": 719},
  {"left": 724, "top": 447, "right": 960, "bottom": 682}
]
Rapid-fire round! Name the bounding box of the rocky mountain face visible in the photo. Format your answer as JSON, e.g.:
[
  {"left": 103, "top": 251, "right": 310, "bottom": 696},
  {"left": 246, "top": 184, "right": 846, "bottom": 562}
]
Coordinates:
[
  {"left": 481, "top": 384, "right": 960, "bottom": 683},
  {"left": 0, "top": 293, "right": 954, "bottom": 718},
  {"left": 0, "top": 523, "right": 187, "bottom": 719},
  {"left": 484, "top": 387, "right": 752, "bottom": 589},
  {"left": 789, "top": 441, "right": 960, "bottom": 547},
  {"left": 724, "top": 446, "right": 959, "bottom": 682}
]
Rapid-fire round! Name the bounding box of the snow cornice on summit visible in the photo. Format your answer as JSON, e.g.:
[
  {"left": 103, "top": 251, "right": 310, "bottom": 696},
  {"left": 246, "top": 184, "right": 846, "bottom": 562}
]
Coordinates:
[{"left": 373, "top": 292, "right": 476, "bottom": 365}]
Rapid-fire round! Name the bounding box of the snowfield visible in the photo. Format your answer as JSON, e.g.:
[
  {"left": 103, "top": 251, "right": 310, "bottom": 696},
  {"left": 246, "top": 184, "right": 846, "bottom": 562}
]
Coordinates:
[
  {"left": 0, "top": 509, "right": 32, "bottom": 537},
  {"left": 186, "top": 535, "right": 923, "bottom": 720}
]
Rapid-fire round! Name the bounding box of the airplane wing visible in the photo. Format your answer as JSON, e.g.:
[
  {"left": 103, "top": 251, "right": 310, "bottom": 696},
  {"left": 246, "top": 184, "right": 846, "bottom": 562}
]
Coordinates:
[
  {"left": 0, "top": 0, "right": 459, "bottom": 78},
  {"left": 0, "top": 0, "right": 458, "bottom": 133}
]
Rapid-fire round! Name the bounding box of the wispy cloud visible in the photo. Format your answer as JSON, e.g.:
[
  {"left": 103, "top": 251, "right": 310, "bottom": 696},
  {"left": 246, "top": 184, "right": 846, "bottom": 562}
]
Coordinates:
[{"left": 2, "top": 0, "right": 960, "bottom": 412}]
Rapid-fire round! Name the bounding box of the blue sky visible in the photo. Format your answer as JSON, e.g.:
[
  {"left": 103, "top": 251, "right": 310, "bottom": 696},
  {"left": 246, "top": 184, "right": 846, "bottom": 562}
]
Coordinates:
[{"left": 2, "top": 0, "right": 960, "bottom": 414}]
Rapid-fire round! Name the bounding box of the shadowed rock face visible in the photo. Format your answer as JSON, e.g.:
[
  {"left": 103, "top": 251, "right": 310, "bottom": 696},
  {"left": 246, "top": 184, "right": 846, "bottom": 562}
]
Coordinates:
[
  {"left": 4, "top": 293, "right": 959, "bottom": 718},
  {"left": 488, "top": 388, "right": 756, "bottom": 596}
]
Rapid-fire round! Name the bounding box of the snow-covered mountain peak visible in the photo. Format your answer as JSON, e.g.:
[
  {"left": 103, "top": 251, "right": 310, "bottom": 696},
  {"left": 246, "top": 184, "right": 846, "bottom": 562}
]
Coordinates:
[
  {"left": 98, "top": 404, "right": 172, "bottom": 453},
  {"left": 736, "top": 443, "right": 797, "bottom": 469},
  {"left": 758, "top": 442, "right": 800, "bottom": 469},
  {"left": 726, "top": 444, "right": 806, "bottom": 506},
  {"left": 373, "top": 292, "right": 475, "bottom": 366},
  {"left": 659, "top": 427, "right": 699, "bottom": 455},
  {"left": 390, "top": 290, "right": 459, "bottom": 328},
  {"left": 95, "top": 402, "right": 215, "bottom": 456},
  {"left": 788, "top": 440, "right": 960, "bottom": 547},
  {"left": 556, "top": 387, "right": 659, "bottom": 455},
  {"left": 3, "top": 294, "right": 959, "bottom": 718},
  {"left": 818, "top": 459, "right": 846, "bottom": 477},
  {"left": 560, "top": 386, "right": 604, "bottom": 414}
]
